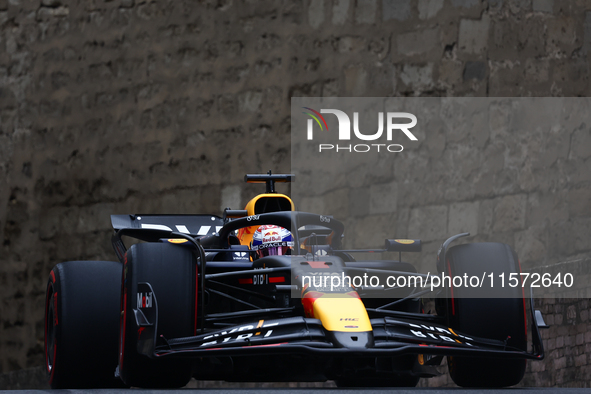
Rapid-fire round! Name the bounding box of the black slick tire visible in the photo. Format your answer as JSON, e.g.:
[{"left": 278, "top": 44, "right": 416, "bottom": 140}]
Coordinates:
[
  {"left": 119, "top": 242, "right": 195, "bottom": 388},
  {"left": 44, "top": 260, "right": 123, "bottom": 389},
  {"left": 445, "top": 242, "right": 527, "bottom": 388}
]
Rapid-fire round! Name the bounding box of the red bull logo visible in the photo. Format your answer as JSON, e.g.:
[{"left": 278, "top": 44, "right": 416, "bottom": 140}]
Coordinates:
[{"left": 263, "top": 235, "right": 282, "bottom": 242}]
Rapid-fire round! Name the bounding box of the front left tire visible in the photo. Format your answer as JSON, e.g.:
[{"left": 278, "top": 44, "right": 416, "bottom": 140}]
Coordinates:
[{"left": 444, "top": 242, "right": 527, "bottom": 387}]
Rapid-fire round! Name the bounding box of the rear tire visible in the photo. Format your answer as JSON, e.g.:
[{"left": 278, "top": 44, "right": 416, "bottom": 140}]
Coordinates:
[
  {"left": 119, "top": 242, "right": 195, "bottom": 388},
  {"left": 44, "top": 261, "right": 123, "bottom": 389},
  {"left": 444, "top": 243, "right": 527, "bottom": 387}
]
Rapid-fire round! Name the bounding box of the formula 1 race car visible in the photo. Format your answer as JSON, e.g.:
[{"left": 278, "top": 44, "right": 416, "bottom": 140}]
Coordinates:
[{"left": 44, "top": 172, "right": 546, "bottom": 389}]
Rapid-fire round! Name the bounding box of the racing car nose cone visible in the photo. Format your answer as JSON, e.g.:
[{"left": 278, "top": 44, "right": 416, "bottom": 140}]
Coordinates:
[{"left": 329, "top": 331, "right": 374, "bottom": 349}]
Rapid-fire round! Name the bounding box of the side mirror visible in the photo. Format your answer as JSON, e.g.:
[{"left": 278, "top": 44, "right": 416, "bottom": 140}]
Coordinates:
[{"left": 385, "top": 239, "right": 422, "bottom": 252}]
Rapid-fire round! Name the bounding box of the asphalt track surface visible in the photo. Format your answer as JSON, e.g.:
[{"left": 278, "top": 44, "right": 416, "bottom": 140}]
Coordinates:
[{"left": 3, "top": 389, "right": 590, "bottom": 393}]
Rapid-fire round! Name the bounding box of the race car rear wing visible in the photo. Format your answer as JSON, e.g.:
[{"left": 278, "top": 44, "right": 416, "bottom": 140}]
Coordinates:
[{"left": 111, "top": 214, "right": 224, "bottom": 237}]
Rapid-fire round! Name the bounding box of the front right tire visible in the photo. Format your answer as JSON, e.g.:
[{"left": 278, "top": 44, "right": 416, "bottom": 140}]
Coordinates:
[{"left": 118, "top": 242, "right": 196, "bottom": 388}]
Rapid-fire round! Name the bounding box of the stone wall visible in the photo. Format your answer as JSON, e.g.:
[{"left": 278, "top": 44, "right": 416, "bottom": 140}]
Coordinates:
[
  {"left": 292, "top": 97, "right": 591, "bottom": 273},
  {"left": 1, "top": 0, "right": 590, "bottom": 388}
]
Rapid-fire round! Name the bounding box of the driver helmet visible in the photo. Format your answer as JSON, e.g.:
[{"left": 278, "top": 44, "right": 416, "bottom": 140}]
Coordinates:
[{"left": 251, "top": 225, "right": 293, "bottom": 258}]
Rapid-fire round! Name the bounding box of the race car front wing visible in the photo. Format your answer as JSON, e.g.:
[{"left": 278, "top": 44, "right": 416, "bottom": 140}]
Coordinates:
[{"left": 133, "top": 283, "right": 545, "bottom": 362}]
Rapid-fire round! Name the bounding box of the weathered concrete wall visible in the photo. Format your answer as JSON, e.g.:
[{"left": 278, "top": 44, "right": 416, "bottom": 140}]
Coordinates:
[{"left": 0, "top": 0, "right": 590, "bottom": 388}]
